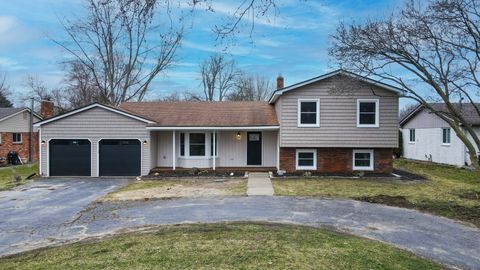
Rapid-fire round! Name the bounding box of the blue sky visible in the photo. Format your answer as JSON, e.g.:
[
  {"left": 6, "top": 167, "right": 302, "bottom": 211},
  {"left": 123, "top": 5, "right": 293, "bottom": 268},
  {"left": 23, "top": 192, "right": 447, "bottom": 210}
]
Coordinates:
[{"left": 0, "top": 0, "right": 410, "bottom": 107}]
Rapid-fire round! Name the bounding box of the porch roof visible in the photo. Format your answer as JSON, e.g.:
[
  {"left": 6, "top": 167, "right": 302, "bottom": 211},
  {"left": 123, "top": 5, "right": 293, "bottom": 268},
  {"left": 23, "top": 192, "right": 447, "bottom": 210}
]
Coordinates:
[{"left": 120, "top": 101, "right": 279, "bottom": 128}]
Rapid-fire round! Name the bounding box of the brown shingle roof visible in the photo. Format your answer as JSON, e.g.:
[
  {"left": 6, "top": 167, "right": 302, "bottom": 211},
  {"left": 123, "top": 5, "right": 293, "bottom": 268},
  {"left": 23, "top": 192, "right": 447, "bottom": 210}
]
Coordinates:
[{"left": 119, "top": 101, "right": 279, "bottom": 127}]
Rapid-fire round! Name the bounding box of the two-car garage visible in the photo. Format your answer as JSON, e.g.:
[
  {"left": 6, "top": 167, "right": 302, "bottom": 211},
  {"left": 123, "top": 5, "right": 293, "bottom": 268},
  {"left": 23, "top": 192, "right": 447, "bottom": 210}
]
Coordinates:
[
  {"left": 48, "top": 139, "right": 141, "bottom": 177},
  {"left": 36, "top": 104, "right": 153, "bottom": 177}
]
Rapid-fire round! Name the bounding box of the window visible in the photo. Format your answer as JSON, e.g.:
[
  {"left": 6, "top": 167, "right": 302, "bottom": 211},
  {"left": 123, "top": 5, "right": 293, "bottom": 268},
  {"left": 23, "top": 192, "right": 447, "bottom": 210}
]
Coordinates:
[
  {"left": 298, "top": 99, "right": 320, "bottom": 127},
  {"left": 180, "top": 133, "right": 185, "bottom": 156},
  {"left": 357, "top": 99, "right": 379, "bottom": 127},
  {"left": 353, "top": 150, "right": 374, "bottom": 171},
  {"left": 296, "top": 149, "right": 317, "bottom": 170},
  {"left": 189, "top": 133, "right": 206, "bottom": 156},
  {"left": 409, "top": 129, "right": 416, "bottom": 143},
  {"left": 442, "top": 128, "right": 451, "bottom": 144},
  {"left": 210, "top": 132, "right": 218, "bottom": 157},
  {"left": 12, "top": 133, "right": 22, "bottom": 144}
]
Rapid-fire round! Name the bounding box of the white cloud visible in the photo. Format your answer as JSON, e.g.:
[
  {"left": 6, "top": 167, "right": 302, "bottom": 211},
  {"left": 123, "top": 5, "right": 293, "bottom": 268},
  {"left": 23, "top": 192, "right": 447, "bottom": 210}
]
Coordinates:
[{"left": 0, "top": 16, "right": 16, "bottom": 34}]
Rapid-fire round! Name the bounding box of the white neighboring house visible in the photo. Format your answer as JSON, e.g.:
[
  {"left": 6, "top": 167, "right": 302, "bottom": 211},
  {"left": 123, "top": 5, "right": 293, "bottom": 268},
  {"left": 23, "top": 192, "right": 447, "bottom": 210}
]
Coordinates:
[{"left": 400, "top": 103, "right": 480, "bottom": 167}]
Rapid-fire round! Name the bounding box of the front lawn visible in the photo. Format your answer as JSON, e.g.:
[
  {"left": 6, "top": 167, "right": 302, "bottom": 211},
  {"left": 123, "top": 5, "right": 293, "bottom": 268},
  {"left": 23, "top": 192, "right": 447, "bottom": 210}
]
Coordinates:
[
  {"left": 273, "top": 159, "right": 480, "bottom": 227},
  {"left": 104, "top": 178, "right": 247, "bottom": 201},
  {"left": 0, "top": 223, "right": 441, "bottom": 270},
  {"left": 0, "top": 163, "right": 38, "bottom": 190}
]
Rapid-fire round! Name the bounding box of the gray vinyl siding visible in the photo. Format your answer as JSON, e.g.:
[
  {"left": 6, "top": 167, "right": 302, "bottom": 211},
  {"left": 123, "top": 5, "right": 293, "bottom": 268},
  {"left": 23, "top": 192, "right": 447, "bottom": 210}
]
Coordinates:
[
  {"left": 403, "top": 109, "right": 449, "bottom": 129},
  {"left": 278, "top": 76, "right": 399, "bottom": 148},
  {"left": 40, "top": 107, "right": 150, "bottom": 176},
  {"left": 0, "top": 111, "right": 41, "bottom": 132}
]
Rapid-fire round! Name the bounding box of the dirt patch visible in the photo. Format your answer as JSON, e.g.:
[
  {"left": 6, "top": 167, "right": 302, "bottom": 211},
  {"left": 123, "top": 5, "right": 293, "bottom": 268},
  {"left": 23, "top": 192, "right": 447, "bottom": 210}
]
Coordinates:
[
  {"left": 454, "top": 190, "right": 480, "bottom": 201},
  {"left": 353, "top": 195, "right": 415, "bottom": 208},
  {"left": 105, "top": 179, "right": 246, "bottom": 201}
]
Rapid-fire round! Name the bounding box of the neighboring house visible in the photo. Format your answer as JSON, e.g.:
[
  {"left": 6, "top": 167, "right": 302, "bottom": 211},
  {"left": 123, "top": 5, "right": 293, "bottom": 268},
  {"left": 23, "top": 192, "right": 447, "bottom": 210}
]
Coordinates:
[
  {"left": 0, "top": 107, "right": 43, "bottom": 162},
  {"left": 400, "top": 103, "right": 480, "bottom": 167},
  {"left": 33, "top": 70, "right": 404, "bottom": 177}
]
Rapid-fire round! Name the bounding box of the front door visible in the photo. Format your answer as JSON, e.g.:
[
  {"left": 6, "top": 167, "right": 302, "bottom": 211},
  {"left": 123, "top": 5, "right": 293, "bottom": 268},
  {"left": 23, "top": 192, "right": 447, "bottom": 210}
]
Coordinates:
[{"left": 247, "top": 132, "right": 262, "bottom": 165}]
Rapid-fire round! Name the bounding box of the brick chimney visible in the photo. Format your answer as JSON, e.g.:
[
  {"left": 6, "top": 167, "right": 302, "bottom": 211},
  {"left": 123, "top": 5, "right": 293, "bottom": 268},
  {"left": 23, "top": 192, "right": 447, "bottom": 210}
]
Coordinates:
[
  {"left": 40, "top": 100, "right": 54, "bottom": 119},
  {"left": 276, "top": 74, "right": 284, "bottom": 90}
]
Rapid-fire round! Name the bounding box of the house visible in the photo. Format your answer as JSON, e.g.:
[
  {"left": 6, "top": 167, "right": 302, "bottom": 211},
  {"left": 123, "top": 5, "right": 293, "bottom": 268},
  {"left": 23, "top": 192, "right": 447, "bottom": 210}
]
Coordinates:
[
  {"left": 33, "top": 70, "right": 404, "bottom": 177},
  {"left": 400, "top": 103, "right": 480, "bottom": 166},
  {"left": 0, "top": 104, "right": 47, "bottom": 163}
]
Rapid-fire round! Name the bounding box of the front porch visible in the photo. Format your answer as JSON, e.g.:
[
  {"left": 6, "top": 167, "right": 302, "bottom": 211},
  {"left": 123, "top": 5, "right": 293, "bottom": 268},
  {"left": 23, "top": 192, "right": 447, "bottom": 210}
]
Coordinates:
[{"left": 148, "top": 129, "right": 279, "bottom": 171}]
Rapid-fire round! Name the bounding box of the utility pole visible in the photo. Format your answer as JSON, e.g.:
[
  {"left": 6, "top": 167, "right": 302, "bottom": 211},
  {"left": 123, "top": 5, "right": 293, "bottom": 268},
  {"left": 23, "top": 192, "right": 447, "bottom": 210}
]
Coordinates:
[{"left": 29, "top": 97, "right": 33, "bottom": 163}]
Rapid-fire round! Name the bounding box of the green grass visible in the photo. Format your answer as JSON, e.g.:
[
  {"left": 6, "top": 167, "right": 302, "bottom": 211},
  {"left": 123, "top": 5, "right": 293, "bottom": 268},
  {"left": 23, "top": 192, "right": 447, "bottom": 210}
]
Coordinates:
[
  {"left": 273, "top": 159, "right": 480, "bottom": 226},
  {"left": 0, "top": 163, "right": 38, "bottom": 190},
  {"left": 0, "top": 223, "right": 441, "bottom": 270}
]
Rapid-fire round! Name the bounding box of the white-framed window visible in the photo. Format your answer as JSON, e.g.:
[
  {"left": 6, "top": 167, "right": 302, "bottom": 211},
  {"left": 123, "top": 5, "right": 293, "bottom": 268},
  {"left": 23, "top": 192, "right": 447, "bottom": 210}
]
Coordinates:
[
  {"left": 189, "top": 133, "right": 206, "bottom": 156},
  {"left": 12, "top": 133, "right": 22, "bottom": 144},
  {"left": 353, "top": 149, "right": 374, "bottom": 171},
  {"left": 357, "top": 99, "right": 379, "bottom": 127},
  {"left": 296, "top": 149, "right": 317, "bottom": 170},
  {"left": 297, "top": 99, "right": 320, "bottom": 127},
  {"left": 180, "top": 133, "right": 185, "bottom": 156},
  {"left": 442, "top": 128, "right": 451, "bottom": 144},
  {"left": 409, "top": 129, "right": 415, "bottom": 143}
]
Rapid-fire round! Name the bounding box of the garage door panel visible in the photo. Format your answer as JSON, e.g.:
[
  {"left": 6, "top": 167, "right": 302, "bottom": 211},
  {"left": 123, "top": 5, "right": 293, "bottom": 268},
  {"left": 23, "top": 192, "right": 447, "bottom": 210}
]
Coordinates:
[
  {"left": 99, "top": 139, "right": 140, "bottom": 176},
  {"left": 49, "top": 139, "right": 91, "bottom": 176}
]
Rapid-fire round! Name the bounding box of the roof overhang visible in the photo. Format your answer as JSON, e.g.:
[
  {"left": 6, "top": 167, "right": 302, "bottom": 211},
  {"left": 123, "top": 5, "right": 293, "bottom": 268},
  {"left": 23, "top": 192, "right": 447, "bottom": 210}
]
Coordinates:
[
  {"left": 34, "top": 103, "right": 156, "bottom": 127},
  {"left": 0, "top": 108, "right": 43, "bottom": 123},
  {"left": 399, "top": 104, "right": 424, "bottom": 127},
  {"left": 268, "top": 69, "right": 407, "bottom": 104},
  {"left": 146, "top": 126, "right": 280, "bottom": 131}
]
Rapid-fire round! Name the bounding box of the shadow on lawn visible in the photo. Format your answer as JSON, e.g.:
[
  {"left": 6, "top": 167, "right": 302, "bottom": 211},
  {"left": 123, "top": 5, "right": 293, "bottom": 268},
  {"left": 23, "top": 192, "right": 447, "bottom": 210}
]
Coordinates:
[{"left": 354, "top": 195, "right": 480, "bottom": 227}]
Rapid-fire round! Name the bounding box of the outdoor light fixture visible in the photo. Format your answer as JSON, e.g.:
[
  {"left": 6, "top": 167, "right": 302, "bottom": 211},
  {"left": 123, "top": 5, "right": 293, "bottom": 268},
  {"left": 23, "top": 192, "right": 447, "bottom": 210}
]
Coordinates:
[
  {"left": 236, "top": 132, "right": 242, "bottom": 140},
  {"left": 41, "top": 140, "right": 46, "bottom": 145},
  {"left": 143, "top": 140, "right": 148, "bottom": 145}
]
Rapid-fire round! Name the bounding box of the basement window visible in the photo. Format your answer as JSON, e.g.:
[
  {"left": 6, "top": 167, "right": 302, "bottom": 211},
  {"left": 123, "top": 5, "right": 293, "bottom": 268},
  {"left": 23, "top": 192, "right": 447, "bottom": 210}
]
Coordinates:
[
  {"left": 296, "top": 149, "right": 317, "bottom": 170},
  {"left": 12, "top": 133, "right": 22, "bottom": 144},
  {"left": 353, "top": 149, "right": 374, "bottom": 171}
]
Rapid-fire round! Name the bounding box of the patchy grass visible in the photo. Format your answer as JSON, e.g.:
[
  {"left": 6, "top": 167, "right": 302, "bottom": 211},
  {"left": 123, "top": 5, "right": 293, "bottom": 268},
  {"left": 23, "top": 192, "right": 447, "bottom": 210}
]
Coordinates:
[
  {"left": 0, "top": 163, "right": 38, "bottom": 190},
  {"left": 273, "top": 159, "right": 480, "bottom": 227},
  {"left": 104, "top": 178, "right": 247, "bottom": 201},
  {"left": 0, "top": 223, "right": 441, "bottom": 270}
]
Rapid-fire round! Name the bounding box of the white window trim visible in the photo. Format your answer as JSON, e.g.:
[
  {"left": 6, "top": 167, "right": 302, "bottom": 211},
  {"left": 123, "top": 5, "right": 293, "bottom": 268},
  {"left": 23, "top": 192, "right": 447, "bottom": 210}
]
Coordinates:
[
  {"left": 296, "top": 149, "right": 317, "bottom": 170},
  {"left": 352, "top": 149, "right": 374, "bottom": 171},
  {"left": 442, "top": 127, "right": 451, "bottom": 145},
  {"left": 297, "top": 99, "right": 320, "bottom": 127},
  {"left": 409, "top": 129, "right": 415, "bottom": 143},
  {"left": 357, "top": 99, "right": 379, "bottom": 128},
  {"left": 12, "top": 133, "right": 22, "bottom": 144},
  {"left": 178, "top": 132, "right": 218, "bottom": 158}
]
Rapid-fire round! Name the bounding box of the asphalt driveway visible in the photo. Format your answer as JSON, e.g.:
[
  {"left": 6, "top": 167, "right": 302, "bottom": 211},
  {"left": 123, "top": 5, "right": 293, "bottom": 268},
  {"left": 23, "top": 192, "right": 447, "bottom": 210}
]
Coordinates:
[
  {"left": 1, "top": 182, "right": 480, "bottom": 269},
  {"left": 0, "top": 177, "right": 131, "bottom": 256}
]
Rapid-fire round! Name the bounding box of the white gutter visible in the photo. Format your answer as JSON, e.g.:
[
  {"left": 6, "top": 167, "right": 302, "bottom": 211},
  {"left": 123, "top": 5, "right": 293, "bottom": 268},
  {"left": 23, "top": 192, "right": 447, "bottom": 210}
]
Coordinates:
[{"left": 146, "top": 126, "right": 280, "bottom": 131}]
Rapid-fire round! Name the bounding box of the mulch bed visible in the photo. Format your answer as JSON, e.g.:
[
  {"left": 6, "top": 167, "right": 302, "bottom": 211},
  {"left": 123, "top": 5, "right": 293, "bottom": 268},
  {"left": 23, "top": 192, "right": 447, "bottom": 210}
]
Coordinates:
[
  {"left": 272, "top": 168, "right": 426, "bottom": 181},
  {"left": 145, "top": 169, "right": 246, "bottom": 179}
]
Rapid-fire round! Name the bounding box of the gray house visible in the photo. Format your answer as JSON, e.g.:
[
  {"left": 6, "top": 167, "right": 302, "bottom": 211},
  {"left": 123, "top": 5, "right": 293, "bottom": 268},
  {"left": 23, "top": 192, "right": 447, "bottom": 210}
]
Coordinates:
[{"left": 34, "top": 70, "right": 404, "bottom": 177}]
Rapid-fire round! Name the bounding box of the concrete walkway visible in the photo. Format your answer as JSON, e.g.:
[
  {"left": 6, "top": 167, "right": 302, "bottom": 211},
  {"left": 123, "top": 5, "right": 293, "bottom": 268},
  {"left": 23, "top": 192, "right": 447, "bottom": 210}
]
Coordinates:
[{"left": 246, "top": 172, "right": 274, "bottom": 196}]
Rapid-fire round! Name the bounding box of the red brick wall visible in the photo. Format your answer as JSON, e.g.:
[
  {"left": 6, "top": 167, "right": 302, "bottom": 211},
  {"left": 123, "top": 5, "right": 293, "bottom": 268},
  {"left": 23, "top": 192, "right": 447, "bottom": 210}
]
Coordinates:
[
  {"left": 280, "top": 147, "right": 393, "bottom": 174},
  {"left": 0, "top": 132, "right": 39, "bottom": 162}
]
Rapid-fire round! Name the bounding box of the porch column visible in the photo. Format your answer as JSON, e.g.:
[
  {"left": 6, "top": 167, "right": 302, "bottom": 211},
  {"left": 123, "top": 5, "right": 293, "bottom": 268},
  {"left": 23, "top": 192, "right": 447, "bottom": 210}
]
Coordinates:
[
  {"left": 276, "top": 131, "right": 280, "bottom": 170},
  {"left": 172, "top": 130, "right": 176, "bottom": 170},
  {"left": 213, "top": 131, "right": 216, "bottom": 170}
]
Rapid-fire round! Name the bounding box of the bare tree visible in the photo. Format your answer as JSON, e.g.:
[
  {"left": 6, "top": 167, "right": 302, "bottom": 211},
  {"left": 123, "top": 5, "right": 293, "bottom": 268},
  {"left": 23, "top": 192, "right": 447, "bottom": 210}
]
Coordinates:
[
  {"left": 400, "top": 103, "right": 421, "bottom": 120},
  {"left": 54, "top": 0, "right": 183, "bottom": 106},
  {"left": 330, "top": 0, "right": 480, "bottom": 171},
  {"left": 228, "top": 74, "right": 272, "bottom": 101},
  {"left": 0, "top": 73, "right": 12, "bottom": 107},
  {"left": 198, "top": 54, "right": 240, "bottom": 101},
  {"left": 63, "top": 60, "right": 101, "bottom": 108},
  {"left": 23, "top": 75, "right": 70, "bottom": 113}
]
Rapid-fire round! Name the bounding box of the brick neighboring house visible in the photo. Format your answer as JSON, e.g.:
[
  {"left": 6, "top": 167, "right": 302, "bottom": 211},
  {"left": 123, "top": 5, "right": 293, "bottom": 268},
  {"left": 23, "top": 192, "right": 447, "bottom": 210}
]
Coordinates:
[
  {"left": 0, "top": 101, "right": 53, "bottom": 163},
  {"left": 34, "top": 70, "right": 404, "bottom": 177}
]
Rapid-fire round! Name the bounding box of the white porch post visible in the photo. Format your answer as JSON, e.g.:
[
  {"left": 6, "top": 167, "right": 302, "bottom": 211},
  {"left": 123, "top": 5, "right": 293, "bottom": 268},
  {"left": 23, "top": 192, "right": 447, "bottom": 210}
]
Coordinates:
[
  {"left": 276, "top": 131, "right": 280, "bottom": 170},
  {"left": 172, "top": 130, "right": 176, "bottom": 170},
  {"left": 213, "top": 131, "right": 216, "bottom": 170}
]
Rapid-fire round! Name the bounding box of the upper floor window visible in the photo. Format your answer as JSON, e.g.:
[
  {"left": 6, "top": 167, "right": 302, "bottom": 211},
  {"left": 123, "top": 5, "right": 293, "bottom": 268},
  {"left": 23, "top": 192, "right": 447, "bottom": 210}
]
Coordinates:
[
  {"left": 297, "top": 99, "right": 320, "bottom": 127},
  {"left": 357, "top": 99, "right": 379, "bottom": 127},
  {"left": 12, "top": 133, "right": 22, "bottom": 144},
  {"left": 409, "top": 129, "right": 415, "bottom": 143},
  {"left": 442, "top": 128, "right": 451, "bottom": 144}
]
